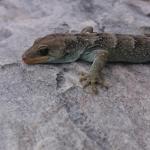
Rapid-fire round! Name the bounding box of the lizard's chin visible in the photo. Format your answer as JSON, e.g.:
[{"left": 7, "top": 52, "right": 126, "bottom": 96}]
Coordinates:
[{"left": 22, "top": 56, "right": 49, "bottom": 64}]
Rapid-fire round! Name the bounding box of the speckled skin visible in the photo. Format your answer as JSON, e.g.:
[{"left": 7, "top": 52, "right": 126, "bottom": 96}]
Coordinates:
[{"left": 22, "top": 26, "right": 150, "bottom": 93}]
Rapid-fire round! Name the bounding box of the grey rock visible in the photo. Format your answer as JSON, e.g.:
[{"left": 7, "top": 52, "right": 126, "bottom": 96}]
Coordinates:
[{"left": 0, "top": 0, "right": 150, "bottom": 150}]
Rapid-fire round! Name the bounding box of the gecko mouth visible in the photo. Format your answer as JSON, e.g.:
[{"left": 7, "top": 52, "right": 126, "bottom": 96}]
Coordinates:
[{"left": 22, "top": 55, "right": 49, "bottom": 64}]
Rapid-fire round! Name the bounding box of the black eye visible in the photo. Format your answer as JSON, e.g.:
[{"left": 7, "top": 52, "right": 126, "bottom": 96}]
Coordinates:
[{"left": 38, "top": 48, "right": 49, "bottom": 56}]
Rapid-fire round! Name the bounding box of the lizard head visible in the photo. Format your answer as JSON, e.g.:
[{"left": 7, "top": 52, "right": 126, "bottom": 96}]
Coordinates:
[{"left": 22, "top": 35, "right": 66, "bottom": 64}]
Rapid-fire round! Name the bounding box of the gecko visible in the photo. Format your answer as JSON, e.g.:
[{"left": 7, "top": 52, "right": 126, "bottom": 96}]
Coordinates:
[{"left": 22, "top": 26, "right": 150, "bottom": 94}]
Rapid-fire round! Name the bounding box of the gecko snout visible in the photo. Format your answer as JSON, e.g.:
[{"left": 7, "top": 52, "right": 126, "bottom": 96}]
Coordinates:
[
  {"left": 22, "top": 54, "right": 27, "bottom": 63},
  {"left": 22, "top": 52, "right": 31, "bottom": 64},
  {"left": 22, "top": 48, "right": 34, "bottom": 64}
]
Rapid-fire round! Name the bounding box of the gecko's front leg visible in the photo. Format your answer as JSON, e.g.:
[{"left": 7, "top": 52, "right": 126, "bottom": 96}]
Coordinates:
[{"left": 80, "top": 50, "right": 109, "bottom": 94}]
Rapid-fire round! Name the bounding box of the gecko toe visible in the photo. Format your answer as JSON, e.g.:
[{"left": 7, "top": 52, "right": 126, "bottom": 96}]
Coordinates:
[
  {"left": 82, "top": 79, "right": 91, "bottom": 88},
  {"left": 79, "top": 72, "right": 108, "bottom": 94},
  {"left": 79, "top": 72, "right": 88, "bottom": 82},
  {"left": 91, "top": 84, "right": 98, "bottom": 94}
]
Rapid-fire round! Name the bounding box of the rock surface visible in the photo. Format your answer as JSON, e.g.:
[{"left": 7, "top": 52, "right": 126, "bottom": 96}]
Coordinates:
[{"left": 0, "top": 0, "right": 150, "bottom": 149}]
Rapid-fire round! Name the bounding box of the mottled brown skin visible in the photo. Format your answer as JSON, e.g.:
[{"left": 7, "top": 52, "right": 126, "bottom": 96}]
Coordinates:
[{"left": 22, "top": 26, "right": 150, "bottom": 94}]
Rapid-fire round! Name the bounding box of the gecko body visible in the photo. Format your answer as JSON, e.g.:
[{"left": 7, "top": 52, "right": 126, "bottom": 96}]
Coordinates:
[{"left": 22, "top": 26, "right": 150, "bottom": 93}]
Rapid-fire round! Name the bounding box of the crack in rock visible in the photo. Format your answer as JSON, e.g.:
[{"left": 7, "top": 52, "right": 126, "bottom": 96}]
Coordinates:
[
  {"left": 58, "top": 87, "right": 112, "bottom": 150},
  {"left": 0, "top": 63, "right": 19, "bottom": 69}
]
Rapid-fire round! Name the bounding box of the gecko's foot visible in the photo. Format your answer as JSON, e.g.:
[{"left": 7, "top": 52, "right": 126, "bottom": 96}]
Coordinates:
[{"left": 79, "top": 72, "right": 108, "bottom": 94}]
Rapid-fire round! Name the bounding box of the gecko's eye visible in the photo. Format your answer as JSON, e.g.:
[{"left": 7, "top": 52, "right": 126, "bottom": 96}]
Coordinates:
[{"left": 38, "top": 48, "right": 49, "bottom": 56}]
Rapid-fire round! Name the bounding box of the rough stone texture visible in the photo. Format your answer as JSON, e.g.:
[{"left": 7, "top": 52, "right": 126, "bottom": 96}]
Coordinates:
[{"left": 0, "top": 0, "right": 150, "bottom": 150}]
